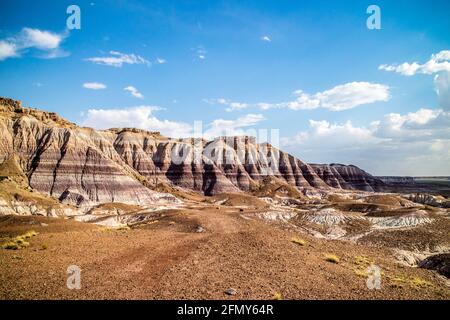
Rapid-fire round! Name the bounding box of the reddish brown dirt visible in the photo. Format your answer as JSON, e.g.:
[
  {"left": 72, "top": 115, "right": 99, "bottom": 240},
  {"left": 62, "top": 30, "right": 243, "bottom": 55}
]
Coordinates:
[{"left": 0, "top": 209, "right": 449, "bottom": 300}]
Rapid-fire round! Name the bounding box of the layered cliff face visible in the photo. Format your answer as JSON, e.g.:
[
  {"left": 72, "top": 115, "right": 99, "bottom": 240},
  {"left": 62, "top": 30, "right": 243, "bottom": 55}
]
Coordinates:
[
  {"left": 310, "top": 163, "right": 385, "bottom": 192},
  {"left": 0, "top": 97, "right": 386, "bottom": 207},
  {"left": 111, "top": 133, "right": 331, "bottom": 195},
  {"left": 0, "top": 98, "right": 179, "bottom": 207}
]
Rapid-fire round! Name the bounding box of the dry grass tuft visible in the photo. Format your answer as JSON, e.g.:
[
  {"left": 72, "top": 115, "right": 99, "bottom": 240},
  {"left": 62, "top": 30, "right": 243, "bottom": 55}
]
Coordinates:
[
  {"left": 291, "top": 237, "right": 306, "bottom": 246},
  {"left": 273, "top": 292, "right": 282, "bottom": 300},
  {"left": 386, "top": 274, "right": 433, "bottom": 289},
  {"left": 1, "top": 230, "right": 38, "bottom": 250},
  {"left": 324, "top": 254, "right": 340, "bottom": 264}
]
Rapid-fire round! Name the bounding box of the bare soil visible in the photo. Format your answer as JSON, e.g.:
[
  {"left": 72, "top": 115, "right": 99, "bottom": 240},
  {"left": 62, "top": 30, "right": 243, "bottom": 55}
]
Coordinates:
[{"left": 0, "top": 206, "right": 449, "bottom": 300}]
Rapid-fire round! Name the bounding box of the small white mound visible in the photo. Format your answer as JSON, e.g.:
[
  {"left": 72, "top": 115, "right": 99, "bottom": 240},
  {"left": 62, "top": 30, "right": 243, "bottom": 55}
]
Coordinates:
[
  {"left": 369, "top": 211, "right": 434, "bottom": 229},
  {"left": 303, "top": 208, "right": 349, "bottom": 225},
  {"left": 256, "top": 211, "right": 297, "bottom": 222}
]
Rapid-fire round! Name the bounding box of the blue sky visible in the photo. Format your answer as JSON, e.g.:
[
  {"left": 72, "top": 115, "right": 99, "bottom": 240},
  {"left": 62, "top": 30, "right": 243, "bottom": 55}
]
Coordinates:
[{"left": 0, "top": 0, "right": 449, "bottom": 175}]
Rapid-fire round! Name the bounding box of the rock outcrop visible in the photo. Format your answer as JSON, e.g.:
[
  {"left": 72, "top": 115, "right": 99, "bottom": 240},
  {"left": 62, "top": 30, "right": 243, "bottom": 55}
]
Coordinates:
[
  {"left": 419, "top": 253, "right": 450, "bottom": 278},
  {"left": 310, "top": 163, "right": 385, "bottom": 192},
  {"left": 0, "top": 97, "right": 387, "bottom": 207}
]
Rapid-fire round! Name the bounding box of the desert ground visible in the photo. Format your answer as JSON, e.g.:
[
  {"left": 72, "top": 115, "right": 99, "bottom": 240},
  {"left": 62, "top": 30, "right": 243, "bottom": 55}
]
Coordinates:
[{"left": 1, "top": 192, "right": 449, "bottom": 300}]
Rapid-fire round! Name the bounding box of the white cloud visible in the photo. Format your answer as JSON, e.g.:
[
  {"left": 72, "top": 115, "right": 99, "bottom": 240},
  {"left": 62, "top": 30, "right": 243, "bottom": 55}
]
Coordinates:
[
  {"left": 81, "top": 106, "right": 192, "bottom": 138},
  {"left": 208, "top": 82, "right": 390, "bottom": 112},
  {"left": 375, "top": 108, "right": 450, "bottom": 140},
  {"left": 80, "top": 106, "right": 265, "bottom": 140},
  {"left": 155, "top": 57, "right": 166, "bottom": 64},
  {"left": 0, "top": 28, "right": 68, "bottom": 61},
  {"left": 20, "top": 28, "right": 63, "bottom": 50},
  {"left": 281, "top": 108, "right": 450, "bottom": 175},
  {"left": 124, "top": 86, "right": 144, "bottom": 99},
  {"left": 83, "top": 82, "right": 107, "bottom": 90},
  {"left": 379, "top": 50, "right": 450, "bottom": 76},
  {"left": 282, "top": 120, "right": 382, "bottom": 151},
  {"left": 85, "top": 51, "right": 150, "bottom": 67},
  {"left": 434, "top": 71, "right": 450, "bottom": 110},
  {"left": 204, "top": 114, "right": 265, "bottom": 139},
  {"left": 261, "top": 35, "right": 271, "bottom": 42},
  {"left": 0, "top": 41, "right": 17, "bottom": 60}
]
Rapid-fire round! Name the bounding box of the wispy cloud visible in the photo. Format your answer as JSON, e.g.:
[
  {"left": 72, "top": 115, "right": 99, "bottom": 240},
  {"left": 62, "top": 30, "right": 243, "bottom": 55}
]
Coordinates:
[
  {"left": 261, "top": 35, "right": 271, "bottom": 42},
  {"left": 435, "top": 72, "right": 450, "bottom": 110},
  {"left": 193, "top": 46, "right": 206, "bottom": 60},
  {"left": 379, "top": 50, "right": 450, "bottom": 76},
  {"left": 155, "top": 57, "right": 166, "bottom": 64},
  {"left": 207, "top": 82, "right": 390, "bottom": 112},
  {"left": 204, "top": 98, "right": 250, "bottom": 112},
  {"left": 124, "top": 86, "right": 144, "bottom": 99},
  {"left": 0, "top": 28, "right": 68, "bottom": 61},
  {"left": 85, "top": 51, "right": 150, "bottom": 67},
  {"left": 83, "top": 82, "right": 107, "bottom": 90}
]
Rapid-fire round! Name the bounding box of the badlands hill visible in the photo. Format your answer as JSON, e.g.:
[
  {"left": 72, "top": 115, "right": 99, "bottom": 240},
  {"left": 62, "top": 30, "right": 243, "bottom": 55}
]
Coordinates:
[{"left": 0, "top": 97, "right": 385, "bottom": 208}]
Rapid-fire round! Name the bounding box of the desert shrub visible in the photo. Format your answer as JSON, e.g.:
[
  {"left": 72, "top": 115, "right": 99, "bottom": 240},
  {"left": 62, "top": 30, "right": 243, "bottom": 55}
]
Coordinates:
[{"left": 324, "top": 254, "right": 340, "bottom": 264}]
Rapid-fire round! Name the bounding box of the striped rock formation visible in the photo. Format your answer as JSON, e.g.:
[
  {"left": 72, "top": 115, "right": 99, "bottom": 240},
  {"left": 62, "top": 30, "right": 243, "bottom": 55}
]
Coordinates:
[{"left": 0, "top": 97, "right": 386, "bottom": 207}]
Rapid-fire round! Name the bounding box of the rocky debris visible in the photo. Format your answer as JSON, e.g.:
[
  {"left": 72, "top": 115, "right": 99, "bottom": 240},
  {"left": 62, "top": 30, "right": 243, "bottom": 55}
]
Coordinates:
[
  {"left": 324, "top": 226, "right": 347, "bottom": 239},
  {"left": 224, "top": 288, "right": 237, "bottom": 296},
  {"left": 368, "top": 211, "right": 434, "bottom": 229},
  {"left": 418, "top": 253, "right": 450, "bottom": 278},
  {"left": 195, "top": 225, "right": 206, "bottom": 233}
]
